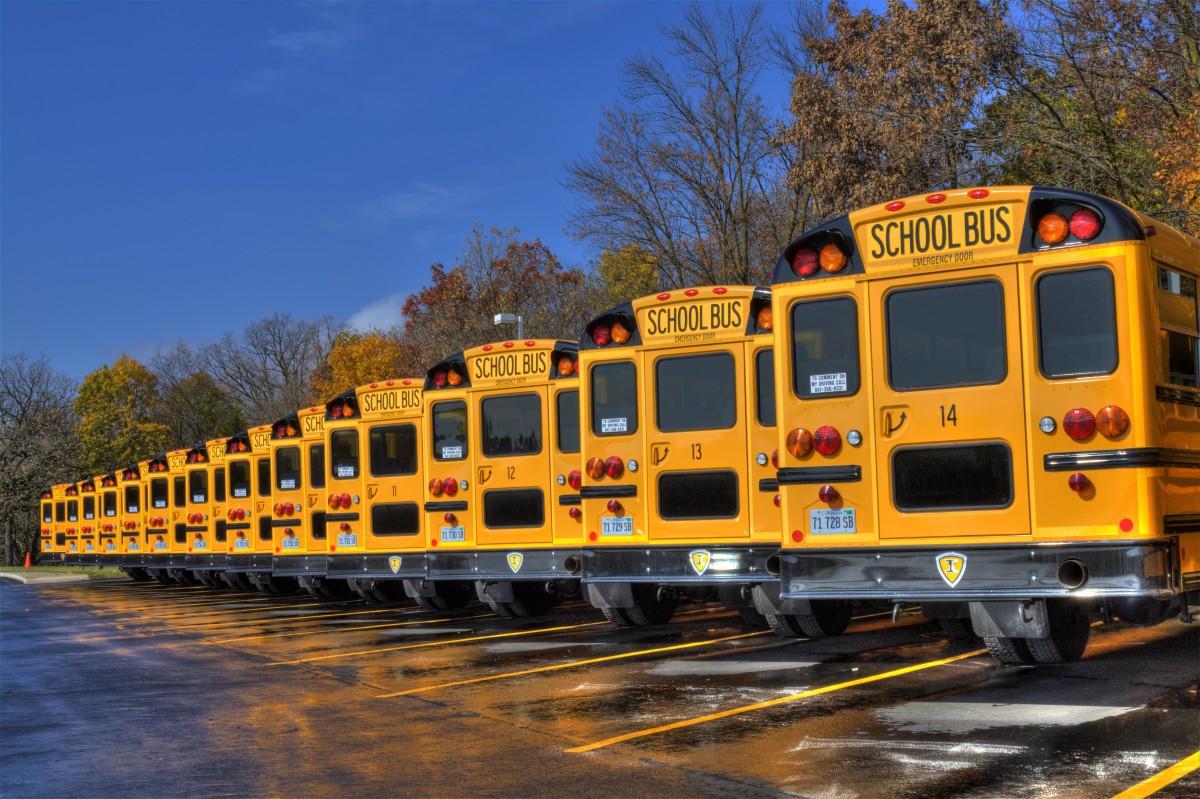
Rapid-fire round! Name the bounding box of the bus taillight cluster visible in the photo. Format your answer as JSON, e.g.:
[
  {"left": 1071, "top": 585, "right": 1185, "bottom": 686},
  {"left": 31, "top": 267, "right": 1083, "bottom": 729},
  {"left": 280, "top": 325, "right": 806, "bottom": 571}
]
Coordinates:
[{"left": 1059, "top": 405, "right": 1129, "bottom": 441}]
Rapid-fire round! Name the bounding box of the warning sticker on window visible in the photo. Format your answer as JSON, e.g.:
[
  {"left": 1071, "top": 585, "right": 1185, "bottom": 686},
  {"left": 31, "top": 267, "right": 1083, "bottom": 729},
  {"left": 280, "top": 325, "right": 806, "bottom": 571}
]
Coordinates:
[
  {"left": 601, "top": 417, "right": 627, "bottom": 434},
  {"left": 279, "top": 479, "right": 296, "bottom": 490},
  {"left": 442, "top": 446, "right": 462, "bottom": 459},
  {"left": 809, "top": 373, "right": 848, "bottom": 394}
]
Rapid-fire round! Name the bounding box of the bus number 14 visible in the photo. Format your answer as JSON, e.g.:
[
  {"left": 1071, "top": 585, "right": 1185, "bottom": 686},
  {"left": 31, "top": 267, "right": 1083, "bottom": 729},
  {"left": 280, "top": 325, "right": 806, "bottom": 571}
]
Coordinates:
[{"left": 940, "top": 404, "right": 957, "bottom": 427}]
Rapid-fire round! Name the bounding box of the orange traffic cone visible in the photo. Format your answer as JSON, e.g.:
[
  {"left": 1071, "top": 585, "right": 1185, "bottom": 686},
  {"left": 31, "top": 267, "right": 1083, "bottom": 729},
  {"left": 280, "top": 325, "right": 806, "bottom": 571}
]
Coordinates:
[{"left": 24, "top": 552, "right": 32, "bottom": 568}]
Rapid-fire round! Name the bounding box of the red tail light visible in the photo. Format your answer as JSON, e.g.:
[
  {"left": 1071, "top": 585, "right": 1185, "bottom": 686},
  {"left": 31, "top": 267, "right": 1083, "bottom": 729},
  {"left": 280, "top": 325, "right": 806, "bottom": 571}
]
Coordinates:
[
  {"left": 339, "top": 522, "right": 350, "bottom": 532},
  {"left": 1068, "top": 473, "right": 1089, "bottom": 492},
  {"left": 567, "top": 470, "right": 582, "bottom": 490},
  {"left": 818, "top": 485, "right": 839, "bottom": 503},
  {"left": 568, "top": 507, "right": 581, "bottom": 520},
  {"left": 792, "top": 248, "right": 819, "bottom": 277},
  {"left": 773, "top": 494, "right": 781, "bottom": 508},
  {"left": 813, "top": 426, "right": 841, "bottom": 456},
  {"left": 339, "top": 493, "right": 351, "bottom": 509},
  {"left": 1069, "top": 208, "right": 1101, "bottom": 240},
  {"left": 592, "top": 324, "right": 611, "bottom": 346},
  {"left": 284, "top": 503, "right": 294, "bottom": 516},
  {"left": 604, "top": 456, "right": 624, "bottom": 479},
  {"left": 443, "top": 513, "right": 456, "bottom": 524},
  {"left": 607, "top": 499, "right": 622, "bottom": 514},
  {"left": 1063, "top": 408, "right": 1095, "bottom": 441},
  {"left": 432, "top": 370, "right": 448, "bottom": 388},
  {"left": 442, "top": 478, "right": 458, "bottom": 497}
]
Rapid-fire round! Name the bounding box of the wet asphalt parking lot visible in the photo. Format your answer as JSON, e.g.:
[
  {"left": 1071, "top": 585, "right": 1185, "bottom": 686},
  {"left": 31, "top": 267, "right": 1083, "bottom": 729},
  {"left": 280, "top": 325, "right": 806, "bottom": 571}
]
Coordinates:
[{"left": 2, "top": 578, "right": 1197, "bottom": 799}]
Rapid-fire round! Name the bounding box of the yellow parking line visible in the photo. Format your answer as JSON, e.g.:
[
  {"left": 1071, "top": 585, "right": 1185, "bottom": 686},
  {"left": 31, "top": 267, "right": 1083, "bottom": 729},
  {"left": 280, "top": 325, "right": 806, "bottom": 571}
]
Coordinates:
[
  {"left": 169, "top": 605, "right": 403, "bottom": 631},
  {"left": 266, "top": 620, "right": 610, "bottom": 666},
  {"left": 208, "top": 613, "right": 495, "bottom": 644},
  {"left": 1110, "top": 750, "right": 1200, "bottom": 799},
  {"left": 163, "top": 600, "right": 350, "bottom": 627},
  {"left": 565, "top": 647, "right": 989, "bottom": 753},
  {"left": 377, "top": 631, "right": 772, "bottom": 698}
]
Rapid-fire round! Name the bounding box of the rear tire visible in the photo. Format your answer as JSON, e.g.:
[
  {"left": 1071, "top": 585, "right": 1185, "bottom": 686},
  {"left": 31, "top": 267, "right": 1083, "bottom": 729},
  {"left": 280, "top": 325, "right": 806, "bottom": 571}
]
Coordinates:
[
  {"left": 122, "top": 567, "right": 153, "bottom": 582},
  {"left": 1027, "top": 600, "right": 1091, "bottom": 664},
  {"left": 765, "top": 600, "right": 853, "bottom": 638},
  {"left": 625, "top": 584, "right": 677, "bottom": 626},
  {"left": 938, "top": 617, "right": 978, "bottom": 640},
  {"left": 601, "top": 605, "right": 636, "bottom": 628},
  {"left": 222, "top": 572, "right": 254, "bottom": 591},
  {"left": 764, "top": 610, "right": 806, "bottom": 638},
  {"left": 416, "top": 581, "right": 475, "bottom": 611},
  {"left": 507, "top": 582, "right": 557, "bottom": 617},
  {"left": 984, "top": 635, "right": 1036, "bottom": 665}
]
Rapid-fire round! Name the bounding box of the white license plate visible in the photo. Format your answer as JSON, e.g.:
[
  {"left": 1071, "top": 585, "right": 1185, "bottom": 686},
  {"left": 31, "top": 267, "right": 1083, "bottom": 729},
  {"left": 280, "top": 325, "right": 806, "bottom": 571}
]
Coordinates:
[
  {"left": 440, "top": 526, "right": 465, "bottom": 542},
  {"left": 809, "top": 508, "right": 856, "bottom": 534},
  {"left": 85, "top": 545, "right": 94, "bottom": 552},
  {"left": 105, "top": 544, "right": 114, "bottom": 552},
  {"left": 194, "top": 541, "right": 208, "bottom": 550},
  {"left": 601, "top": 516, "right": 634, "bottom": 536},
  {"left": 337, "top": 533, "right": 357, "bottom": 547},
  {"left": 154, "top": 542, "right": 167, "bottom": 551},
  {"left": 234, "top": 538, "right": 250, "bottom": 550},
  {"left": 129, "top": 543, "right": 139, "bottom": 551},
  {"left": 281, "top": 537, "right": 301, "bottom": 550}
]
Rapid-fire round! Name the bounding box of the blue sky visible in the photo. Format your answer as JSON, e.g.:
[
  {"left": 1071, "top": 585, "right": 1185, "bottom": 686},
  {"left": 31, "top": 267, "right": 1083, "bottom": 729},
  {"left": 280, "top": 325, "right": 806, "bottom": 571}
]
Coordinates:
[{"left": 2, "top": 1, "right": 797, "bottom": 379}]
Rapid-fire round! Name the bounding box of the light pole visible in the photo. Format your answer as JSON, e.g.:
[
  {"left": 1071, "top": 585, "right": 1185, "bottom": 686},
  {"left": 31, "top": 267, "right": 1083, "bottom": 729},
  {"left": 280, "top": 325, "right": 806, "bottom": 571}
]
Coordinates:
[{"left": 493, "top": 312, "right": 523, "bottom": 339}]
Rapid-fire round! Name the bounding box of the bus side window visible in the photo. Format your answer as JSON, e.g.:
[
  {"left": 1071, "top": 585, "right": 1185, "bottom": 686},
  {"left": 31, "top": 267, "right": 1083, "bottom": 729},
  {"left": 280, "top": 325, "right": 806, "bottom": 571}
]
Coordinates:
[
  {"left": 173, "top": 476, "right": 186, "bottom": 508},
  {"left": 1157, "top": 266, "right": 1199, "bottom": 387},
  {"left": 257, "top": 457, "right": 271, "bottom": 497}
]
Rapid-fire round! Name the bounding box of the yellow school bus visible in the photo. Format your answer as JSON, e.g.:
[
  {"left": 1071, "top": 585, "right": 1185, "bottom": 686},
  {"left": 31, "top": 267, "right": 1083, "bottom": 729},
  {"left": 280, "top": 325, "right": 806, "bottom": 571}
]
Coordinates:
[
  {"left": 180, "top": 441, "right": 225, "bottom": 588},
  {"left": 76, "top": 476, "right": 101, "bottom": 565},
  {"left": 769, "top": 185, "right": 1199, "bottom": 663},
  {"left": 324, "top": 381, "right": 454, "bottom": 604},
  {"left": 116, "top": 464, "right": 149, "bottom": 580},
  {"left": 60, "top": 482, "right": 82, "bottom": 565},
  {"left": 96, "top": 473, "right": 120, "bottom": 563},
  {"left": 38, "top": 487, "right": 60, "bottom": 564},
  {"left": 270, "top": 406, "right": 350, "bottom": 598},
  {"left": 423, "top": 339, "right": 582, "bottom": 616},
  {"left": 578, "top": 287, "right": 780, "bottom": 626},
  {"left": 142, "top": 454, "right": 175, "bottom": 582},
  {"left": 158, "top": 448, "right": 194, "bottom": 583},
  {"left": 224, "top": 426, "right": 290, "bottom": 593}
]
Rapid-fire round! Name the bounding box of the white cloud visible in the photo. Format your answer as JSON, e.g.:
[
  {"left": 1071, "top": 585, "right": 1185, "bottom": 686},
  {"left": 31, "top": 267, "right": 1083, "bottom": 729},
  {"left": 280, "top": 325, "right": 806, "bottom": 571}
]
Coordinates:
[
  {"left": 358, "top": 183, "right": 470, "bottom": 224},
  {"left": 347, "top": 293, "right": 409, "bottom": 332}
]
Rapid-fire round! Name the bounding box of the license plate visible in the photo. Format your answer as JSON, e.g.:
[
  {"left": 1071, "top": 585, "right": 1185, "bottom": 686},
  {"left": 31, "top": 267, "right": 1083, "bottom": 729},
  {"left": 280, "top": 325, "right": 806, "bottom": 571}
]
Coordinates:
[
  {"left": 809, "top": 508, "right": 856, "bottom": 534},
  {"left": 129, "top": 543, "right": 139, "bottom": 551},
  {"left": 194, "top": 540, "right": 207, "bottom": 550},
  {"left": 281, "top": 537, "right": 301, "bottom": 550},
  {"left": 440, "top": 526, "right": 465, "bottom": 542},
  {"left": 337, "top": 533, "right": 357, "bottom": 547},
  {"left": 85, "top": 545, "right": 94, "bottom": 552},
  {"left": 234, "top": 538, "right": 250, "bottom": 550},
  {"left": 105, "top": 544, "right": 114, "bottom": 552},
  {"left": 154, "top": 542, "right": 167, "bottom": 551},
  {"left": 601, "top": 516, "right": 634, "bottom": 536}
]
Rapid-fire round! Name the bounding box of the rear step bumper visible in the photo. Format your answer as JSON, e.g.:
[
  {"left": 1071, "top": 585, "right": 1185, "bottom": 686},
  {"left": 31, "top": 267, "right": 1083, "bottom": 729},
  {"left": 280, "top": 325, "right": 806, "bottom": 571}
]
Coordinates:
[
  {"left": 428, "top": 548, "right": 580, "bottom": 581},
  {"left": 779, "top": 540, "right": 1180, "bottom": 600},
  {"left": 584, "top": 544, "right": 776, "bottom": 583}
]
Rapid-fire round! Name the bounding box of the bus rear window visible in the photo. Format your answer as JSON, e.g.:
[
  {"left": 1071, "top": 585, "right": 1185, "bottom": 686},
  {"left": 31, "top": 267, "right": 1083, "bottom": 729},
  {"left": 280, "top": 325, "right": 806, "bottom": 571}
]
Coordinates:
[
  {"left": 791, "top": 297, "right": 860, "bottom": 398},
  {"left": 103, "top": 493, "right": 117, "bottom": 517},
  {"left": 151, "top": 479, "right": 169, "bottom": 509},
  {"left": 331, "top": 430, "right": 359, "bottom": 479},
  {"left": 124, "top": 487, "right": 139, "bottom": 513},
  {"left": 655, "top": 352, "right": 735, "bottom": 432},
  {"left": 1037, "top": 267, "right": 1118, "bottom": 379},
  {"left": 43, "top": 503, "right": 52, "bottom": 524},
  {"left": 276, "top": 447, "right": 301, "bottom": 490},
  {"left": 229, "top": 461, "right": 250, "bottom": 499},
  {"left": 591, "top": 361, "right": 637, "bottom": 436},
  {"left": 433, "top": 401, "right": 468, "bottom": 461},
  {"left": 257, "top": 458, "right": 271, "bottom": 497},
  {"left": 481, "top": 394, "right": 542, "bottom": 456},
  {"left": 174, "top": 476, "right": 186, "bottom": 508},
  {"left": 83, "top": 497, "right": 95, "bottom": 519},
  {"left": 755, "top": 348, "right": 776, "bottom": 426},
  {"left": 67, "top": 500, "right": 78, "bottom": 522},
  {"left": 887, "top": 280, "right": 1005, "bottom": 390},
  {"left": 55, "top": 502, "right": 65, "bottom": 522},
  {"left": 189, "top": 470, "right": 208, "bottom": 504},
  {"left": 556, "top": 390, "right": 580, "bottom": 454},
  {"left": 309, "top": 445, "right": 325, "bottom": 489},
  {"left": 369, "top": 425, "right": 418, "bottom": 476}
]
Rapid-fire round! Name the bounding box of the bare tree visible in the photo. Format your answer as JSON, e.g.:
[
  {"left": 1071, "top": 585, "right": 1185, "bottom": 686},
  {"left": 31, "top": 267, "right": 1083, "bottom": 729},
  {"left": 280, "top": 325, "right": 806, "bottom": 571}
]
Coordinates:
[
  {"left": 198, "top": 313, "right": 340, "bottom": 425},
  {"left": 564, "top": 3, "right": 808, "bottom": 288},
  {"left": 0, "top": 353, "right": 80, "bottom": 565}
]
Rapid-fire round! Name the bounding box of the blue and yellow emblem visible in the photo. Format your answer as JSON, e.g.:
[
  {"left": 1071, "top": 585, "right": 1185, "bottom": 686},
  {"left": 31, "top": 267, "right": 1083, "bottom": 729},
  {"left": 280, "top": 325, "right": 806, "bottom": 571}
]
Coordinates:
[
  {"left": 936, "top": 552, "right": 966, "bottom": 587},
  {"left": 388, "top": 556, "right": 402, "bottom": 574},
  {"left": 689, "top": 549, "right": 711, "bottom": 576},
  {"left": 507, "top": 552, "right": 524, "bottom": 573}
]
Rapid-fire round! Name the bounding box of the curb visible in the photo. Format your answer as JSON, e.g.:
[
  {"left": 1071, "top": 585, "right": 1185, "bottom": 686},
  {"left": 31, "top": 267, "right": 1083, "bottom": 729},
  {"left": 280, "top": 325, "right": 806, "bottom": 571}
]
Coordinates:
[{"left": 0, "top": 572, "right": 92, "bottom": 584}]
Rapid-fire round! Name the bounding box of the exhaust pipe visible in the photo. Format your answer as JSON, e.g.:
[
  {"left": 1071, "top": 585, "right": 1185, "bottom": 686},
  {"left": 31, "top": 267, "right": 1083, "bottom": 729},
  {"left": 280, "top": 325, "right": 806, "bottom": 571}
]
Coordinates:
[
  {"left": 766, "top": 553, "right": 781, "bottom": 577},
  {"left": 1057, "top": 559, "right": 1088, "bottom": 590},
  {"left": 563, "top": 556, "right": 581, "bottom": 575}
]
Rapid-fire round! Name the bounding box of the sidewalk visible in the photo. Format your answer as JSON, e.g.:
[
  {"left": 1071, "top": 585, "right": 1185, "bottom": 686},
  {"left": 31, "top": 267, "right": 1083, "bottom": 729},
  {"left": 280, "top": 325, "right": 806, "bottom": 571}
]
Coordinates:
[{"left": 0, "top": 571, "right": 92, "bottom": 584}]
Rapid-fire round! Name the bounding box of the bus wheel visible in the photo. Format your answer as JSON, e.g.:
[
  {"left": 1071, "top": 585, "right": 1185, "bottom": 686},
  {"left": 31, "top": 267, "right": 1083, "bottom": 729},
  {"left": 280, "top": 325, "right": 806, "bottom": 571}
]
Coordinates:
[
  {"left": 938, "top": 617, "right": 978, "bottom": 640},
  {"left": 318, "top": 578, "right": 356, "bottom": 600},
  {"left": 257, "top": 575, "right": 299, "bottom": 596},
  {"left": 507, "top": 582, "right": 557, "bottom": 617},
  {"left": 170, "top": 569, "right": 199, "bottom": 585},
  {"left": 1027, "top": 600, "right": 1090, "bottom": 664},
  {"left": 223, "top": 572, "right": 253, "bottom": 591},
  {"left": 717, "top": 586, "right": 767, "bottom": 629},
  {"left": 601, "top": 605, "right": 636, "bottom": 627},
  {"left": 983, "top": 636, "right": 1035, "bottom": 665},
  {"left": 122, "top": 567, "right": 152, "bottom": 582},
  {"left": 625, "top": 584, "right": 677, "bottom": 626},
  {"left": 434, "top": 580, "right": 475, "bottom": 609},
  {"left": 483, "top": 595, "right": 515, "bottom": 618},
  {"left": 766, "top": 601, "right": 853, "bottom": 638},
  {"left": 151, "top": 570, "right": 174, "bottom": 585}
]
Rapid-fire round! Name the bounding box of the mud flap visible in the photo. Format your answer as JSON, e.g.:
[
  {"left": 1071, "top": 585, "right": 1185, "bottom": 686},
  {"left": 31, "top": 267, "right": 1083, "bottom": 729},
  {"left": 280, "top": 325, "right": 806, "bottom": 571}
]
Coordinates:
[
  {"left": 970, "top": 600, "right": 1050, "bottom": 639},
  {"left": 586, "top": 582, "right": 634, "bottom": 610}
]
